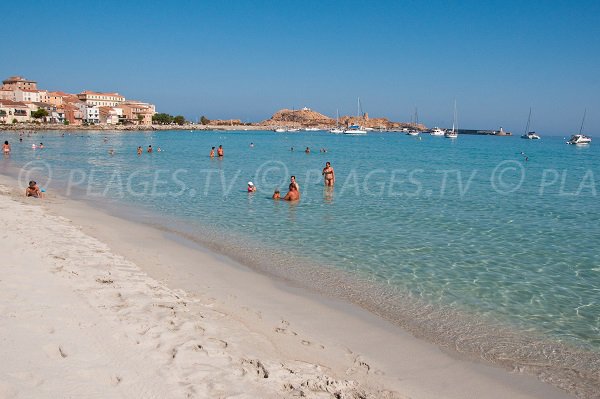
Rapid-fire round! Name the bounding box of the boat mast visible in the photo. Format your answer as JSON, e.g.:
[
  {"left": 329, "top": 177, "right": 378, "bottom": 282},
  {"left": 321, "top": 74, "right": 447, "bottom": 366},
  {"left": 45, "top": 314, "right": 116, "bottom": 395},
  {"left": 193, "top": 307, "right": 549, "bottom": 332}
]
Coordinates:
[
  {"left": 579, "top": 109, "right": 586, "bottom": 134},
  {"left": 524, "top": 107, "right": 532, "bottom": 136},
  {"left": 452, "top": 100, "right": 457, "bottom": 133}
]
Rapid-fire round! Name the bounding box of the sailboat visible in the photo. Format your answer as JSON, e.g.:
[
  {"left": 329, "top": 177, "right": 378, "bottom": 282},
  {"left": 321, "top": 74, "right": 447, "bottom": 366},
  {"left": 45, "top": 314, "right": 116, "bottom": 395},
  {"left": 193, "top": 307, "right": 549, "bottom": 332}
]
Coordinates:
[
  {"left": 521, "top": 108, "right": 540, "bottom": 139},
  {"left": 445, "top": 100, "right": 458, "bottom": 138},
  {"left": 329, "top": 109, "right": 344, "bottom": 133},
  {"left": 343, "top": 98, "right": 367, "bottom": 135},
  {"left": 406, "top": 107, "right": 419, "bottom": 135},
  {"left": 567, "top": 109, "right": 592, "bottom": 145}
]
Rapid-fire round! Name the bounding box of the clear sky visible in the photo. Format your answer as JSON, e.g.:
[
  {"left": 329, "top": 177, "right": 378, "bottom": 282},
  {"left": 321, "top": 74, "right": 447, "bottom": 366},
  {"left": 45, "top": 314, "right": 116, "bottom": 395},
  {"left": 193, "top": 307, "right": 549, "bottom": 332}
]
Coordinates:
[{"left": 3, "top": 0, "right": 599, "bottom": 135}]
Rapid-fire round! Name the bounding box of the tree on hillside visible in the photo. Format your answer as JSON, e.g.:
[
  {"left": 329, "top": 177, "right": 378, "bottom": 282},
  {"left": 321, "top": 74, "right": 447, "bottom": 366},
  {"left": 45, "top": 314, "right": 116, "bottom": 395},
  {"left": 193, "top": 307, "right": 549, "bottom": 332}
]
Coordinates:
[
  {"left": 32, "top": 108, "right": 49, "bottom": 120},
  {"left": 173, "top": 115, "right": 185, "bottom": 125},
  {"left": 200, "top": 116, "right": 210, "bottom": 125},
  {"left": 152, "top": 113, "right": 173, "bottom": 125}
]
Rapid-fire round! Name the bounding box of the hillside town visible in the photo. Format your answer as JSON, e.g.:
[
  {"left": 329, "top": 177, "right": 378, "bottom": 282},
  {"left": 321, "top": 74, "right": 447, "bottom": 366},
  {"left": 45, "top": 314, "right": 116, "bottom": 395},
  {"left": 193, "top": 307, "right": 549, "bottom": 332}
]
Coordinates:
[{"left": 0, "top": 76, "right": 156, "bottom": 126}]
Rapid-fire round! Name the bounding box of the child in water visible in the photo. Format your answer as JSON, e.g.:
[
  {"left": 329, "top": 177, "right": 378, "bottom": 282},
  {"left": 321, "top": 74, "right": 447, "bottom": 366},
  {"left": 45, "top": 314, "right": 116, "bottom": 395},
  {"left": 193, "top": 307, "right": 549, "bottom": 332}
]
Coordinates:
[{"left": 272, "top": 189, "right": 280, "bottom": 199}]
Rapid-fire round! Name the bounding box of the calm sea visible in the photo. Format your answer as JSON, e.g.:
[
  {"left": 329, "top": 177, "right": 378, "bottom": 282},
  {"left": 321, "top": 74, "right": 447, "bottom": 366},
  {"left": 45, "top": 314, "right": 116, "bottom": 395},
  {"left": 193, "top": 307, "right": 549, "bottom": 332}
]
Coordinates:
[{"left": 2, "top": 129, "right": 599, "bottom": 395}]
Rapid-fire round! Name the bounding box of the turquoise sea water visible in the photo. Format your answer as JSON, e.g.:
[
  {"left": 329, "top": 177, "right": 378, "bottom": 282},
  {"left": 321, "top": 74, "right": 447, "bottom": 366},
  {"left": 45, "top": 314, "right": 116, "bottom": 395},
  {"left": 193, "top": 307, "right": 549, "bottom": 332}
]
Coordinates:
[{"left": 2, "top": 130, "right": 599, "bottom": 393}]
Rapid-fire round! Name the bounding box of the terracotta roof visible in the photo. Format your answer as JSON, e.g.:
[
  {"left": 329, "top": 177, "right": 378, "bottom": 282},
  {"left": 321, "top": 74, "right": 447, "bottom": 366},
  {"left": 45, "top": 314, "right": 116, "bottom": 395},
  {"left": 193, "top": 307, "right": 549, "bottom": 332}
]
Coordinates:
[
  {"left": 18, "top": 89, "right": 45, "bottom": 93},
  {"left": 79, "top": 90, "right": 123, "bottom": 97},
  {"left": 3, "top": 76, "right": 36, "bottom": 83},
  {"left": 0, "top": 100, "right": 30, "bottom": 108}
]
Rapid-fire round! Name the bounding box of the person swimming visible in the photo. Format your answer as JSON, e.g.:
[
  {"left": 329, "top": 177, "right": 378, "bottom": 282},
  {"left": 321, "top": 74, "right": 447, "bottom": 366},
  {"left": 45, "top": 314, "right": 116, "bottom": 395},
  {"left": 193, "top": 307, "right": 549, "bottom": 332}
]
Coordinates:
[
  {"left": 247, "top": 181, "right": 257, "bottom": 192},
  {"left": 137, "top": 146, "right": 143, "bottom": 155},
  {"left": 147, "top": 145, "right": 153, "bottom": 153},
  {"left": 272, "top": 189, "right": 280, "bottom": 199},
  {"left": 305, "top": 147, "right": 310, "bottom": 154}
]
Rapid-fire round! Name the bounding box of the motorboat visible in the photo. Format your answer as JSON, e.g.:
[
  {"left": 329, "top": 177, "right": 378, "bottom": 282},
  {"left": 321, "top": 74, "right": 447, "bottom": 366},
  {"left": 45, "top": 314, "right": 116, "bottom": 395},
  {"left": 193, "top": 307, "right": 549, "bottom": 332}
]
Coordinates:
[
  {"left": 430, "top": 127, "right": 445, "bottom": 136},
  {"left": 406, "top": 130, "right": 419, "bottom": 136},
  {"left": 567, "top": 110, "right": 591, "bottom": 145},
  {"left": 343, "top": 124, "right": 367, "bottom": 135},
  {"left": 329, "top": 128, "right": 344, "bottom": 134},
  {"left": 567, "top": 134, "right": 591, "bottom": 145}
]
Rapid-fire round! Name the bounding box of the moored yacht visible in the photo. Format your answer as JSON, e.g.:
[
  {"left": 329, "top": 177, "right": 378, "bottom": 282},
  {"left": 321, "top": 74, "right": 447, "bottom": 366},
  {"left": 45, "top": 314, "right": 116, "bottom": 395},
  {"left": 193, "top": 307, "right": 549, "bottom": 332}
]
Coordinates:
[
  {"left": 521, "top": 131, "right": 541, "bottom": 140},
  {"left": 343, "top": 124, "right": 367, "bottom": 135},
  {"left": 567, "top": 134, "right": 592, "bottom": 145},
  {"left": 567, "top": 110, "right": 591, "bottom": 145},
  {"left": 430, "top": 127, "right": 445, "bottom": 136}
]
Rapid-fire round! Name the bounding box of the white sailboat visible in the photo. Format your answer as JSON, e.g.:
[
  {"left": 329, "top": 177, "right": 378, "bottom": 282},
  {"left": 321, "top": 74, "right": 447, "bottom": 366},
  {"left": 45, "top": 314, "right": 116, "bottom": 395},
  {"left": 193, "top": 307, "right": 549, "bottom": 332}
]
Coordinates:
[
  {"left": 343, "top": 98, "right": 367, "bottom": 135},
  {"left": 406, "top": 107, "right": 419, "bottom": 135},
  {"left": 567, "top": 109, "right": 592, "bottom": 145},
  {"left": 445, "top": 100, "right": 458, "bottom": 138},
  {"left": 521, "top": 108, "right": 540, "bottom": 139},
  {"left": 329, "top": 109, "right": 344, "bottom": 133}
]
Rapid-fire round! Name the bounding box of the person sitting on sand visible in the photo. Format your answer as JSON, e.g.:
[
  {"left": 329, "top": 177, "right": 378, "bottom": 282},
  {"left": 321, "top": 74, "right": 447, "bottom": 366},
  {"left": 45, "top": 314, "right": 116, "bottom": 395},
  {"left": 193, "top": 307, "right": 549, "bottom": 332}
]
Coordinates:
[
  {"left": 272, "top": 189, "right": 280, "bottom": 199},
  {"left": 209, "top": 147, "right": 215, "bottom": 158},
  {"left": 217, "top": 145, "right": 224, "bottom": 157},
  {"left": 2, "top": 140, "right": 10, "bottom": 154},
  {"left": 147, "top": 145, "right": 153, "bottom": 153},
  {"left": 247, "top": 181, "right": 257, "bottom": 192},
  {"left": 26, "top": 181, "right": 43, "bottom": 198},
  {"left": 283, "top": 183, "right": 300, "bottom": 201}
]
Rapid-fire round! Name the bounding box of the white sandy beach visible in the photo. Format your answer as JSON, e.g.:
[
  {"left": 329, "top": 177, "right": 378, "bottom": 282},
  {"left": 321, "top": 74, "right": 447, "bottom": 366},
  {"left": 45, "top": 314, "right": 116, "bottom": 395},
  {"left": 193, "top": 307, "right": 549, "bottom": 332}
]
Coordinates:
[{"left": 0, "top": 176, "right": 575, "bottom": 399}]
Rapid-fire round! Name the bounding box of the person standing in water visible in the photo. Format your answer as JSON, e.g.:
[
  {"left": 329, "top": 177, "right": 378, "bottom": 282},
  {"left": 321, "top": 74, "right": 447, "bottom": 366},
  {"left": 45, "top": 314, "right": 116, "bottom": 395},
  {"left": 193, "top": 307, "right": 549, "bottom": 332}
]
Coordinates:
[
  {"left": 2, "top": 141, "right": 10, "bottom": 155},
  {"left": 290, "top": 175, "right": 299, "bottom": 191},
  {"left": 217, "top": 145, "right": 224, "bottom": 157},
  {"left": 322, "top": 162, "right": 335, "bottom": 186},
  {"left": 137, "top": 146, "right": 143, "bottom": 155},
  {"left": 209, "top": 147, "right": 215, "bottom": 158},
  {"left": 147, "top": 145, "right": 153, "bottom": 153}
]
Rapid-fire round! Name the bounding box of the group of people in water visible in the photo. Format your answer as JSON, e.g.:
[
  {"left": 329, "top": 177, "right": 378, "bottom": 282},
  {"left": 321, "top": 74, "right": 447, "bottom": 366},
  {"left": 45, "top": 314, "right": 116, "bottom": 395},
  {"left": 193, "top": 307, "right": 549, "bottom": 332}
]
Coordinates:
[
  {"left": 209, "top": 145, "right": 224, "bottom": 158},
  {"left": 136, "top": 145, "right": 161, "bottom": 155},
  {"left": 244, "top": 162, "right": 334, "bottom": 202}
]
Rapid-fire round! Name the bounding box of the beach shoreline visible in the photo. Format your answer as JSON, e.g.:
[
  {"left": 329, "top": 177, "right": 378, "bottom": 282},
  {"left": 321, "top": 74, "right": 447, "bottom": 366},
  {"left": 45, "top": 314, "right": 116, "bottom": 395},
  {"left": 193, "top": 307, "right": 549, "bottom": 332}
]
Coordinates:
[
  {"left": 0, "top": 123, "right": 273, "bottom": 132},
  {"left": 0, "top": 171, "right": 576, "bottom": 399}
]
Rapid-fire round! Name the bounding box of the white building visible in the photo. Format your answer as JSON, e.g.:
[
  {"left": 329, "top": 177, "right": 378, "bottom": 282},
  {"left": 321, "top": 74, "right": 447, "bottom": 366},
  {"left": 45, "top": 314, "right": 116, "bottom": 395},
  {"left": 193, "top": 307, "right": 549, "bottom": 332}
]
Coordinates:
[
  {"left": 84, "top": 106, "right": 100, "bottom": 124},
  {"left": 77, "top": 91, "right": 125, "bottom": 107},
  {"left": 13, "top": 88, "right": 48, "bottom": 103},
  {"left": 0, "top": 100, "right": 31, "bottom": 123}
]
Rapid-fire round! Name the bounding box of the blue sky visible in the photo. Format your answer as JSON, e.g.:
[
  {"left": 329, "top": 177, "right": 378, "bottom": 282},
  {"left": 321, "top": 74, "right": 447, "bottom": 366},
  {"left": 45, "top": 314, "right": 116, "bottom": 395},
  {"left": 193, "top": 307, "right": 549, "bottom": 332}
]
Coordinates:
[{"left": 3, "top": 0, "right": 599, "bottom": 135}]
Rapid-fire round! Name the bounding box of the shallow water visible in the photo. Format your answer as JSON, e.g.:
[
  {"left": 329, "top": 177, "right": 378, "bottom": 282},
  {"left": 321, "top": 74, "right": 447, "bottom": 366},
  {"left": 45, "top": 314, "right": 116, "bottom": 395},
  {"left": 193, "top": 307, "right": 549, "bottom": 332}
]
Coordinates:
[{"left": 2, "top": 129, "right": 599, "bottom": 395}]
